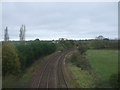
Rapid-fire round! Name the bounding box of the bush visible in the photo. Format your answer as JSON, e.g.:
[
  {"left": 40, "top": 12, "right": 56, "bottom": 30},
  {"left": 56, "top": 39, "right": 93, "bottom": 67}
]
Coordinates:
[
  {"left": 2, "top": 42, "right": 21, "bottom": 76},
  {"left": 67, "top": 52, "right": 91, "bottom": 71},
  {"left": 78, "top": 43, "right": 88, "bottom": 55},
  {"left": 109, "top": 72, "right": 120, "bottom": 88}
]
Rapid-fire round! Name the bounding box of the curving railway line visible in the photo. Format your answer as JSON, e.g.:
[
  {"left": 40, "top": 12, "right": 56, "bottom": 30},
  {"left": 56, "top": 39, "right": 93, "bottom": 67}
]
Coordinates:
[
  {"left": 30, "top": 49, "right": 75, "bottom": 88},
  {"left": 57, "top": 51, "right": 69, "bottom": 88}
]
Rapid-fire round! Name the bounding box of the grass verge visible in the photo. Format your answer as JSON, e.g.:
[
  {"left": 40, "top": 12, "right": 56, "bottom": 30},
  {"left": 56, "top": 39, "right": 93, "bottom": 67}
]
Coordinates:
[
  {"left": 67, "top": 63, "right": 95, "bottom": 88},
  {"left": 66, "top": 50, "right": 118, "bottom": 88}
]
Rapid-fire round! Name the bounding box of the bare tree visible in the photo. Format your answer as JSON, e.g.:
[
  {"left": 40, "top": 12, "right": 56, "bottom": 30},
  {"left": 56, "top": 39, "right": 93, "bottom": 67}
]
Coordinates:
[{"left": 4, "top": 27, "right": 9, "bottom": 41}]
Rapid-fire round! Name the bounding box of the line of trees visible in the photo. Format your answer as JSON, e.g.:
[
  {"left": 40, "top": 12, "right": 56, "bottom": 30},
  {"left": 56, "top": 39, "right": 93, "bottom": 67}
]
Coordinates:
[
  {"left": 77, "top": 35, "right": 119, "bottom": 50},
  {"left": 2, "top": 34, "right": 119, "bottom": 76},
  {"left": 89, "top": 40, "right": 119, "bottom": 50},
  {"left": 2, "top": 41, "right": 56, "bottom": 76},
  {"left": 57, "top": 38, "right": 75, "bottom": 51},
  {"left": 16, "top": 41, "right": 56, "bottom": 70}
]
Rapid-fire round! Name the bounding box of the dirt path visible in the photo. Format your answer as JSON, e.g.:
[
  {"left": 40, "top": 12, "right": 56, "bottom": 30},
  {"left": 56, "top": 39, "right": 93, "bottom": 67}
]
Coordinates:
[{"left": 30, "top": 49, "right": 76, "bottom": 88}]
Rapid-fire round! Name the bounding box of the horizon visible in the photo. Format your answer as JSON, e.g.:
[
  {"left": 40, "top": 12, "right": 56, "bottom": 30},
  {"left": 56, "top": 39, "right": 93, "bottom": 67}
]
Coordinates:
[{"left": 0, "top": 37, "right": 119, "bottom": 42}]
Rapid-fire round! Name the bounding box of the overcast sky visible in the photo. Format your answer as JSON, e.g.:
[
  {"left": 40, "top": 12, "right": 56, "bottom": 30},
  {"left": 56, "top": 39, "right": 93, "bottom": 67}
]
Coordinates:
[{"left": 1, "top": 2, "right": 118, "bottom": 40}]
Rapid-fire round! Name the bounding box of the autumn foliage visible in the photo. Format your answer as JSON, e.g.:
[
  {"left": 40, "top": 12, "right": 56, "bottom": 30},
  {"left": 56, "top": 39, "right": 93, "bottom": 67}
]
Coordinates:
[
  {"left": 2, "top": 41, "right": 56, "bottom": 76},
  {"left": 2, "top": 42, "right": 21, "bottom": 76}
]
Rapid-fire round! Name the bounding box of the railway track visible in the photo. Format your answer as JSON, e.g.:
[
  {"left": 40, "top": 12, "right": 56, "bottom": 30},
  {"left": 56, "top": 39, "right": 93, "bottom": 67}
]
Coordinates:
[
  {"left": 31, "top": 49, "right": 75, "bottom": 88},
  {"left": 38, "top": 52, "right": 61, "bottom": 88},
  {"left": 31, "top": 52, "right": 61, "bottom": 88},
  {"left": 57, "top": 51, "right": 69, "bottom": 88}
]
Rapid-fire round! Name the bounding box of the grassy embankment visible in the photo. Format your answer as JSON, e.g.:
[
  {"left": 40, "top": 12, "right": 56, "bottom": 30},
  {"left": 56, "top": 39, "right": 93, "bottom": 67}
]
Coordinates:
[
  {"left": 2, "top": 51, "right": 59, "bottom": 88},
  {"left": 67, "top": 50, "right": 118, "bottom": 88}
]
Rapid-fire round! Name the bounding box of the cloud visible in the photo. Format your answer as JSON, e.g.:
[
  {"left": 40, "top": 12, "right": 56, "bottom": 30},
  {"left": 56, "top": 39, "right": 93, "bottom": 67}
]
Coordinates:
[{"left": 2, "top": 2, "right": 118, "bottom": 40}]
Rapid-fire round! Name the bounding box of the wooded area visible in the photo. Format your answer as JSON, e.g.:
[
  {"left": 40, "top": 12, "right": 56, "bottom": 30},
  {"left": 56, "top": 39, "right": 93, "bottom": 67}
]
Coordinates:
[{"left": 2, "top": 41, "right": 56, "bottom": 76}]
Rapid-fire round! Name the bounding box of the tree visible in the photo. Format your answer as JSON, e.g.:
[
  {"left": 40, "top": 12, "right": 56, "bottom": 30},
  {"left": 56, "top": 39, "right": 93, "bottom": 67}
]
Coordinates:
[
  {"left": 78, "top": 43, "right": 88, "bottom": 55},
  {"left": 58, "top": 38, "right": 75, "bottom": 50},
  {"left": 35, "top": 38, "right": 40, "bottom": 41},
  {"left": 103, "top": 38, "right": 109, "bottom": 41},
  {"left": 2, "top": 42, "right": 21, "bottom": 76},
  {"left": 16, "top": 41, "right": 56, "bottom": 69},
  {"left": 19, "top": 25, "right": 26, "bottom": 41},
  {"left": 90, "top": 35, "right": 109, "bottom": 49},
  {"left": 96, "top": 35, "right": 105, "bottom": 40},
  {"left": 91, "top": 40, "right": 105, "bottom": 49},
  {"left": 4, "top": 27, "right": 9, "bottom": 41}
]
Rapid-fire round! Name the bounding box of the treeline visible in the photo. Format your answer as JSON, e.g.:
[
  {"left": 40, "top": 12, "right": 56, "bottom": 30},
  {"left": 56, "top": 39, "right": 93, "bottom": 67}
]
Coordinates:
[
  {"left": 2, "top": 36, "right": 119, "bottom": 76},
  {"left": 57, "top": 37, "right": 119, "bottom": 50},
  {"left": 89, "top": 35, "right": 119, "bottom": 49},
  {"left": 57, "top": 38, "right": 75, "bottom": 51},
  {"left": 71, "top": 35, "right": 119, "bottom": 50},
  {"left": 2, "top": 41, "right": 56, "bottom": 76},
  {"left": 75, "top": 39, "right": 119, "bottom": 50},
  {"left": 89, "top": 40, "right": 119, "bottom": 49}
]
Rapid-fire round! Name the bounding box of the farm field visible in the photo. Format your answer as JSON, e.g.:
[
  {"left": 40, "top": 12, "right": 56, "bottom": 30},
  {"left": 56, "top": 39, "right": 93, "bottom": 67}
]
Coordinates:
[
  {"left": 68, "top": 50, "right": 118, "bottom": 88},
  {"left": 86, "top": 50, "right": 118, "bottom": 88}
]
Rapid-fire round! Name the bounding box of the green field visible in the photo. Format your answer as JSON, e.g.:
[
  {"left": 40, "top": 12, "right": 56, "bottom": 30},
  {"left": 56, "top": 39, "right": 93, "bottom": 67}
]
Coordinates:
[
  {"left": 86, "top": 50, "right": 118, "bottom": 88},
  {"left": 68, "top": 50, "right": 118, "bottom": 88}
]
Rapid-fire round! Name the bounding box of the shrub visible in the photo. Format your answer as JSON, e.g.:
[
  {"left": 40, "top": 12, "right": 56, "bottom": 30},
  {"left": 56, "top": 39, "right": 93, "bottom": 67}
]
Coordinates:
[
  {"left": 78, "top": 43, "right": 88, "bottom": 55},
  {"left": 67, "top": 52, "right": 91, "bottom": 71},
  {"left": 109, "top": 72, "right": 120, "bottom": 88}
]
